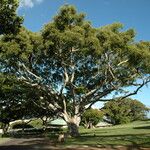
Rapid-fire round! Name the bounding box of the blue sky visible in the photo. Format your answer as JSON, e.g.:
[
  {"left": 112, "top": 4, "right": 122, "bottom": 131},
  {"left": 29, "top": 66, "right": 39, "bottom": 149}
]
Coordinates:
[{"left": 18, "top": 0, "right": 150, "bottom": 107}]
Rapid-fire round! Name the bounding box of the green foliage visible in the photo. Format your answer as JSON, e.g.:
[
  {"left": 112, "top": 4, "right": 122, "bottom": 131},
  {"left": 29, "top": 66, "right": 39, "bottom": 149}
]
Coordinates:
[
  {"left": 0, "top": 28, "right": 42, "bottom": 69},
  {"left": 82, "top": 109, "right": 104, "bottom": 128},
  {"left": 0, "top": 74, "right": 25, "bottom": 125},
  {"left": 53, "top": 5, "right": 85, "bottom": 31},
  {"left": 103, "top": 98, "right": 149, "bottom": 124},
  {"left": 128, "top": 41, "right": 150, "bottom": 73},
  {"left": 0, "top": 0, "right": 23, "bottom": 34}
]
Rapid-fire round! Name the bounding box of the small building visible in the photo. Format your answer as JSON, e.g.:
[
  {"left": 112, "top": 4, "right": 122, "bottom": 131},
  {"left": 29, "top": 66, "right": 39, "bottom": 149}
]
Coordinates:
[
  {"left": 96, "top": 121, "right": 112, "bottom": 128},
  {"left": 48, "top": 118, "right": 67, "bottom": 128}
]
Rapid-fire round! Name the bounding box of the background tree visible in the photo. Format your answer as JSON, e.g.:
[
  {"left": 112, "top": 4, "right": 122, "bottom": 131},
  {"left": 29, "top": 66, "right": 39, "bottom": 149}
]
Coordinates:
[
  {"left": 0, "top": 74, "right": 55, "bottom": 134},
  {"left": 0, "top": 4, "right": 150, "bottom": 136},
  {"left": 81, "top": 109, "right": 103, "bottom": 129},
  {"left": 103, "top": 98, "right": 149, "bottom": 125},
  {"left": 0, "top": 74, "right": 25, "bottom": 134}
]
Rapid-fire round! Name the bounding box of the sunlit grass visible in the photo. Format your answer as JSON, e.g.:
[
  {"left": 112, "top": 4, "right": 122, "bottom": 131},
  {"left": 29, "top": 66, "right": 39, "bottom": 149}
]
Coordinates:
[{"left": 63, "top": 120, "right": 150, "bottom": 147}]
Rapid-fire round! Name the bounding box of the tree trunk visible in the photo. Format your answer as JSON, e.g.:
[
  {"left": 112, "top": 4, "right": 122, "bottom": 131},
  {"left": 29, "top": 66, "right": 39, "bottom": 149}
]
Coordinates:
[
  {"left": 63, "top": 113, "right": 81, "bottom": 137},
  {"left": 2, "top": 123, "right": 9, "bottom": 135},
  {"left": 88, "top": 121, "right": 94, "bottom": 129},
  {"left": 67, "top": 122, "right": 80, "bottom": 137},
  {"left": 41, "top": 117, "right": 48, "bottom": 130},
  {"left": 22, "top": 119, "right": 25, "bottom": 133}
]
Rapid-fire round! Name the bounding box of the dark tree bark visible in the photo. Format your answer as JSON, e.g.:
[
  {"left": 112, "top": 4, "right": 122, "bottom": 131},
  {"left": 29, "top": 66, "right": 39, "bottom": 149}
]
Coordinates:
[{"left": 1, "top": 123, "right": 9, "bottom": 135}]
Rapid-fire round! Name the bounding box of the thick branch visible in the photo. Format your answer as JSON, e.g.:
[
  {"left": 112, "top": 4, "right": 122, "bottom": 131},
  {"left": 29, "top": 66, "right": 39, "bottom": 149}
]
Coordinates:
[
  {"left": 60, "top": 66, "right": 69, "bottom": 94},
  {"left": 119, "top": 79, "right": 150, "bottom": 100},
  {"left": 62, "top": 97, "right": 67, "bottom": 113},
  {"left": 21, "top": 63, "right": 41, "bottom": 80},
  {"left": 117, "top": 59, "right": 128, "bottom": 66},
  {"left": 83, "top": 88, "right": 98, "bottom": 99},
  {"left": 108, "top": 63, "right": 116, "bottom": 79},
  {"left": 86, "top": 98, "right": 113, "bottom": 110},
  {"left": 70, "top": 65, "right": 75, "bottom": 83},
  {"left": 82, "top": 88, "right": 115, "bottom": 108}
]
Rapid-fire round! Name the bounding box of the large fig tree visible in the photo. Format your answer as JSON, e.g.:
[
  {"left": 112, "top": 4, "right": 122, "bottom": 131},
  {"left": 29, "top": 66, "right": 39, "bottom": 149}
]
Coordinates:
[{"left": 0, "top": 4, "right": 150, "bottom": 136}]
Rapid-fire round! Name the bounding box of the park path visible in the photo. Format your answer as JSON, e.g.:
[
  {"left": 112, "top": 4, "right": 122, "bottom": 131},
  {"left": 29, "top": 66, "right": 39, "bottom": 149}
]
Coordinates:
[{"left": 0, "top": 137, "right": 150, "bottom": 150}]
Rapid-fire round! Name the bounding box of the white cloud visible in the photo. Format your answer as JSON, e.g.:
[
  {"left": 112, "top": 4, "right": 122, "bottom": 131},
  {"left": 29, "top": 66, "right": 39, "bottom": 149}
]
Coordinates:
[{"left": 19, "top": 0, "right": 44, "bottom": 8}]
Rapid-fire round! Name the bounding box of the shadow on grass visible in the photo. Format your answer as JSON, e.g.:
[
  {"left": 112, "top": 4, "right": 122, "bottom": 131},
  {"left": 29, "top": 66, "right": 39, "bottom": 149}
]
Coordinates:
[
  {"left": 134, "top": 126, "right": 150, "bottom": 129},
  {"left": 0, "top": 138, "right": 57, "bottom": 150},
  {"left": 64, "top": 133, "right": 150, "bottom": 149},
  {"left": 0, "top": 145, "right": 34, "bottom": 150},
  {"left": 0, "top": 144, "right": 57, "bottom": 150}
]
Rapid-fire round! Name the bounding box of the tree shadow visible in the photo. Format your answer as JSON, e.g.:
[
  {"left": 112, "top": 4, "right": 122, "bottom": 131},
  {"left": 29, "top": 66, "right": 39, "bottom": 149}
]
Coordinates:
[
  {"left": 64, "top": 133, "right": 150, "bottom": 150},
  {"left": 0, "top": 138, "right": 57, "bottom": 150},
  {"left": 134, "top": 126, "right": 150, "bottom": 129},
  {"left": 0, "top": 145, "right": 36, "bottom": 150}
]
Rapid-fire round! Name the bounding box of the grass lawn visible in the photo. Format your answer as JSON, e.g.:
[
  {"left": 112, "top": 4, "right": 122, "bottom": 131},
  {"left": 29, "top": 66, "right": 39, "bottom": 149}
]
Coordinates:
[{"left": 63, "top": 120, "right": 150, "bottom": 148}]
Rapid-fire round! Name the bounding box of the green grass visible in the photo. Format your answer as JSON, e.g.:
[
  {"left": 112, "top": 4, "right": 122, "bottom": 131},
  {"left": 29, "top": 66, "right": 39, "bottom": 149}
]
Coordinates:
[{"left": 63, "top": 120, "right": 150, "bottom": 148}]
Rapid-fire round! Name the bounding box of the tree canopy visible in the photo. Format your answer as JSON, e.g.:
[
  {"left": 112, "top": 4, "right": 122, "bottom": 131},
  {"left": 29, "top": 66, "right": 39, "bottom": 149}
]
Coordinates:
[
  {"left": 0, "top": 3, "right": 150, "bottom": 136},
  {"left": 0, "top": 0, "right": 23, "bottom": 35},
  {"left": 81, "top": 109, "right": 103, "bottom": 128},
  {"left": 103, "top": 98, "right": 149, "bottom": 124}
]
